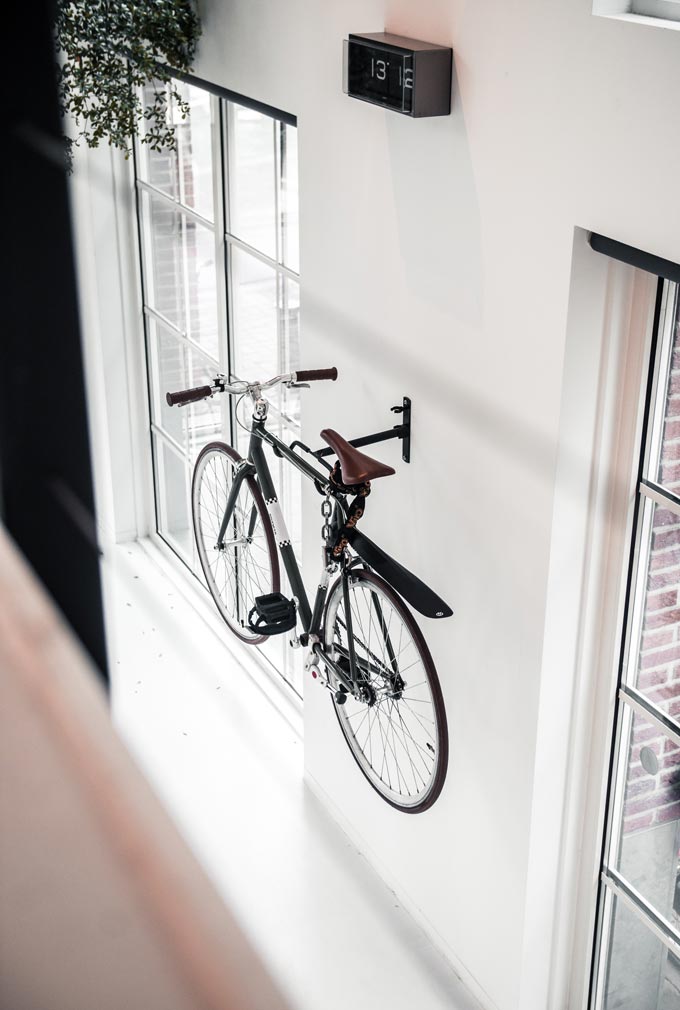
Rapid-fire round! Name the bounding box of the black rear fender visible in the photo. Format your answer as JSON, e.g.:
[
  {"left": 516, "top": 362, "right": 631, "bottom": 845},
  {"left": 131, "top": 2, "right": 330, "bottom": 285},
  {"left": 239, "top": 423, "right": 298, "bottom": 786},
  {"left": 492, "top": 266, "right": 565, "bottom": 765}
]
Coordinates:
[{"left": 346, "top": 528, "right": 452, "bottom": 620}]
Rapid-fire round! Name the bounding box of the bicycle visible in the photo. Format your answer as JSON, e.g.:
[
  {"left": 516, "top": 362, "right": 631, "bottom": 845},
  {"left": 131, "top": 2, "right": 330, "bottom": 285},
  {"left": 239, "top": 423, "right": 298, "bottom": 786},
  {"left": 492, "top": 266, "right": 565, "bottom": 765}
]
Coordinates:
[{"left": 166, "top": 367, "right": 452, "bottom": 813}]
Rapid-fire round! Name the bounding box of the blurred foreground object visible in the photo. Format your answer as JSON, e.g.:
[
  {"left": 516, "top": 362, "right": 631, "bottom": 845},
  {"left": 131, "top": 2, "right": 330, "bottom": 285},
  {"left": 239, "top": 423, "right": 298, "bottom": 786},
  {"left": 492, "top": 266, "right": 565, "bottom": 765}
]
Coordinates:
[
  {"left": 1, "top": 0, "right": 107, "bottom": 680},
  {"left": 0, "top": 526, "right": 291, "bottom": 1010}
]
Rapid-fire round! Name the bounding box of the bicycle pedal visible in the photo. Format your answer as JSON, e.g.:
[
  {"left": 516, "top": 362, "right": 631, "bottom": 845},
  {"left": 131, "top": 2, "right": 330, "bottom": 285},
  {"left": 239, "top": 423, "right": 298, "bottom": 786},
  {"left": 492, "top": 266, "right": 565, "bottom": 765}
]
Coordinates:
[{"left": 248, "top": 593, "right": 297, "bottom": 636}]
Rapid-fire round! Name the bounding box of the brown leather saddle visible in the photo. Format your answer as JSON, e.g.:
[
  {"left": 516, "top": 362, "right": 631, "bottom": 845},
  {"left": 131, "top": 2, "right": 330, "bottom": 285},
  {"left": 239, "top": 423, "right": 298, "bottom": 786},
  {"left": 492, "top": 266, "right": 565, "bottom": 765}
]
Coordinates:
[{"left": 320, "top": 429, "right": 395, "bottom": 485}]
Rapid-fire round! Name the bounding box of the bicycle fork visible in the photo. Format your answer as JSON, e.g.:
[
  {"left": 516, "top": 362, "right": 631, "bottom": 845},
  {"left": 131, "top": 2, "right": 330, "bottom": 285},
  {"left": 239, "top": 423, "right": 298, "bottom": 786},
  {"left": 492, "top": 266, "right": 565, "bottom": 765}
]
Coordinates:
[{"left": 215, "top": 461, "right": 256, "bottom": 549}]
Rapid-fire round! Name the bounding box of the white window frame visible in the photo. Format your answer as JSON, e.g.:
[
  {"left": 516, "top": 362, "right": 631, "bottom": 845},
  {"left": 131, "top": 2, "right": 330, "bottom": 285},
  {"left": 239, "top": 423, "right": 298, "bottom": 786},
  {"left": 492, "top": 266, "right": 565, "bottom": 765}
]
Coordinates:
[
  {"left": 132, "top": 78, "right": 302, "bottom": 694},
  {"left": 523, "top": 241, "right": 661, "bottom": 1010},
  {"left": 631, "top": 0, "right": 680, "bottom": 21},
  {"left": 589, "top": 279, "right": 680, "bottom": 1008},
  {"left": 592, "top": 0, "right": 680, "bottom": 29}
]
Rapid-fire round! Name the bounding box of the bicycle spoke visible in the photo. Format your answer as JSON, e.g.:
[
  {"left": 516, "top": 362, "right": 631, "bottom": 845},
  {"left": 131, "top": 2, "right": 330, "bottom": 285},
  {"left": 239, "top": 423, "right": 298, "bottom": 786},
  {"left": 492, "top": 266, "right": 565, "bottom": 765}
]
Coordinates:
[
  {"left": 327, "top": 571, "right": 446, "bottom": 811},
  {"left": 193, "top": 446, "right": 278, "bottom": 643}
]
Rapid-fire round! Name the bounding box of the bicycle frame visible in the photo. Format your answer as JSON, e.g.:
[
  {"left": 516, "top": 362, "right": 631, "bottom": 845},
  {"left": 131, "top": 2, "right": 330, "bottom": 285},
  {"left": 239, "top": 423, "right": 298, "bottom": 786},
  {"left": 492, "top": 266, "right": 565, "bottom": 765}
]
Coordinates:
[
  {"left": 215, "top": 414, "right": 368, "bottom": 697},
  {"left": 248, "top": 417, "right": 328, "bottom": 632},
  {"left": 170, "top": 373, "right": 450, "bottom": 809}
]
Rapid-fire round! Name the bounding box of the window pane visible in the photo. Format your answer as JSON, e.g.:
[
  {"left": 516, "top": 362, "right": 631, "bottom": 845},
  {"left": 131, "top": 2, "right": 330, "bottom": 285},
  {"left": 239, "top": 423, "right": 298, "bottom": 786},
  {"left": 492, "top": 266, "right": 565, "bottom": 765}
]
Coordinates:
[
  {"left": 184, "top": 217, "right": 219, "bottom": 357},
  {"left": 155, "top": 435, "right": 192, "bottom": 562},
  {"left": 140, "top": 191, "right": 219, "bottom": 358},
  {"left": 614, "top": 705, "right": 680, "bottom": 924},
  {"left": 630, "top": 498, "right": 680, "bottom": 722},
  {"left": 602, "top": 894, "right": 680, "bottom": 1010},
  {"left": 230, "top": 248, "right": 279, "bottom": 381},
  {"left": 176, "top": 83, "right": 214, "bottom": 221},
  {"left": 187, "top": 345, "right": 223, "bottom": 457},
  {"left": 138, "top": 82, "right": 179, "bottom": 200},
  {"left": 228, "top": 104, "right": 277, "bottom": 258},
  {"left": 280, "top": 276, "right": 301, "bottom": 426},
  {"left": 149, "top": 334, "right": 223, "bottom": 456},
  {"left": 141, "top": 191, "right": 185, "bottom": 330},
  {"left": 149, "top": 320, "right": 188, "bottom": 450},
  {"left": 138, "top": 82, "right": 214, "bottom": 222},
  {"left": 654, "top": 291, "right": 680, "bottom": 489},
  {"left": 281, "top": 123, "right": 299, "bottom": 272}
]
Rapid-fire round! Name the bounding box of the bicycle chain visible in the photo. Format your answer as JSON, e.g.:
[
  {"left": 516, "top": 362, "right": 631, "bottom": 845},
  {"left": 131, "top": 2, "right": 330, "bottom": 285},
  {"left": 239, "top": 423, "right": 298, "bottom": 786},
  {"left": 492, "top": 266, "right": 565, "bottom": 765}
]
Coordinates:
[{"left": 328, "top": 461, "right": 371, "bottom": 558}]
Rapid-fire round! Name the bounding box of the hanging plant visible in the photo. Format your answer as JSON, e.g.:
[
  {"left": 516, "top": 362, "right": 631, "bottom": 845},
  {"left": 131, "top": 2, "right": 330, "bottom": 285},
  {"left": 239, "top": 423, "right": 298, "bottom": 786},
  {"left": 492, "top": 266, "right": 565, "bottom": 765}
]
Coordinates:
[{"left": 54, "top": 0, "right": 201, "bottom": 167}]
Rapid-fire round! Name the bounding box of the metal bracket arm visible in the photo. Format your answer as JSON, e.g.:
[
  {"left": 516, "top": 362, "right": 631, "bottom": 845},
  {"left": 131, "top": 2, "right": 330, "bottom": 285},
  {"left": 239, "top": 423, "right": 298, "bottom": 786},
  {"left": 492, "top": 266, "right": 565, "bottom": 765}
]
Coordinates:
[{"left": 313, "top": 397, "right": 411, "bottom": 464}]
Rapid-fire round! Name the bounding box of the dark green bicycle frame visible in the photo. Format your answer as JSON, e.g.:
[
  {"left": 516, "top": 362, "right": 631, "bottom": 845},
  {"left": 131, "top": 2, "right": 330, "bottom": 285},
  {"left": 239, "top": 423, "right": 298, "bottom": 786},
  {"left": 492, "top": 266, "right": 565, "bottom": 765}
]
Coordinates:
[{"left": 214, "top": 417, "right": 369, "bottom": 697}]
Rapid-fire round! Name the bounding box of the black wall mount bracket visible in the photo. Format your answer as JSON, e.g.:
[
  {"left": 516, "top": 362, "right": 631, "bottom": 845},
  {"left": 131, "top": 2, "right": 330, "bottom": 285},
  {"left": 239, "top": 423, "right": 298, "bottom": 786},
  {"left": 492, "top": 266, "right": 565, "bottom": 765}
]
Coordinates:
[{"left": 314, "top": 397, "right": 412, "bottom": 465}]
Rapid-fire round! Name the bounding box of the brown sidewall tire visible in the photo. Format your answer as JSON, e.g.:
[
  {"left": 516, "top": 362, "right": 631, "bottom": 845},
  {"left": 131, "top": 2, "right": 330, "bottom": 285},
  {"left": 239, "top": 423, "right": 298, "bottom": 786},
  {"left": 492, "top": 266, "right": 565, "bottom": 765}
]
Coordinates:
[{"left": 324, "top": 569, "right": 448, "bottom": 813}]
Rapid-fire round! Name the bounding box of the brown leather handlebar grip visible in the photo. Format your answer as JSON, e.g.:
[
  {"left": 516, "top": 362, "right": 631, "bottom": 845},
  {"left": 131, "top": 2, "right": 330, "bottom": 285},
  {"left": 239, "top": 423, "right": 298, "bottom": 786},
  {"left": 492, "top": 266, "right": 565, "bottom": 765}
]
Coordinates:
[
  {"left": 166, "top": 385, "right": 213, "bottom": 407},
  {"left": 295, "top": 368, "right": 338, "bottom": 383}
]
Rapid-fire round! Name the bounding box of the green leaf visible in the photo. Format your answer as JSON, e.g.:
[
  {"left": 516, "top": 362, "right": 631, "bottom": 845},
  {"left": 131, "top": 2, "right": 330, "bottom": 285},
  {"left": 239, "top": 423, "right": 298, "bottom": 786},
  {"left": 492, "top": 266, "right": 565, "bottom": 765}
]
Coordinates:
[{"left": 54, "top": 0, "right": 202, "bottom": 170}]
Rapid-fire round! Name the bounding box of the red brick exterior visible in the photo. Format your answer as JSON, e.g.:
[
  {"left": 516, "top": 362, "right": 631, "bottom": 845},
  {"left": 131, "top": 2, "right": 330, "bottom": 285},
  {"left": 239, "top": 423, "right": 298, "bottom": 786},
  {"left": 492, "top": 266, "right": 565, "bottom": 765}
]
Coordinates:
[{"left": 624, "top": 309, "right": 680, "bottom": 837}]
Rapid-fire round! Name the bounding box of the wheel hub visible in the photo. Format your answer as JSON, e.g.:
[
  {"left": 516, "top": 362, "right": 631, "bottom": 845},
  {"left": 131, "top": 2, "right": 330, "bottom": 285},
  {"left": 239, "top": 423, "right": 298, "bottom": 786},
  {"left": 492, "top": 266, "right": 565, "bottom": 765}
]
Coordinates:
[{"left": 356, "top": 681, "right": 376, "bottom": 707}]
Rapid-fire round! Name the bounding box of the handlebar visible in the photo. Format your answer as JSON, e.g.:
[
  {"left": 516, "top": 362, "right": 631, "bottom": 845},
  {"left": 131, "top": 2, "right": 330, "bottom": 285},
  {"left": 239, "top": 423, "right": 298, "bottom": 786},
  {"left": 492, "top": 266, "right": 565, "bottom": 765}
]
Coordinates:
[
  {"left": 166, "top": 384, "right": 215, "bottom": 407},
  {"left": 295, "top": 367, "right": 338, "bottom": 383},
  {"left": 165, "top": 368, "right": 338, "bottom": 408}
]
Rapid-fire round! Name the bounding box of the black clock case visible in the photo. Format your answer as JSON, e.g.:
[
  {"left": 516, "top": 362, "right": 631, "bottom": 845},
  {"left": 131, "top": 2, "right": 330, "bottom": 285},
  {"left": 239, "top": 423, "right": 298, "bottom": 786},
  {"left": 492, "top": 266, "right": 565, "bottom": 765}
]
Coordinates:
[{"left": 344, "top": 32, "right": 452, "bottom": 118}]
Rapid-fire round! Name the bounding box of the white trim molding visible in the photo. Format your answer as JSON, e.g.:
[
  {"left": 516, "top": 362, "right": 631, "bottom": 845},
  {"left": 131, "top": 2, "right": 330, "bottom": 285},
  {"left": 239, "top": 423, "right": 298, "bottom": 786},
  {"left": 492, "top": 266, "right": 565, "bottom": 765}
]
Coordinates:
[
  {"left": 593, "top": 0, "right": 680, "bottom": 30},
  {"left": 518, "top": 229, "right": 659, "bottom": 1010}
]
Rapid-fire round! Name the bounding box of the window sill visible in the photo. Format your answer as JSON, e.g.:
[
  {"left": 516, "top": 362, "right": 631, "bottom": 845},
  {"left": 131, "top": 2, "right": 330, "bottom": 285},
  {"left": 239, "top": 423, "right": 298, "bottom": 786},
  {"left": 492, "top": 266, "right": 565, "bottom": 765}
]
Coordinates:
[
  {"left": 593, "top": 5, "right": 680, "bottom": 31},
  {"left": 130, "top": 535, "right": 304, "bottom": 736}
]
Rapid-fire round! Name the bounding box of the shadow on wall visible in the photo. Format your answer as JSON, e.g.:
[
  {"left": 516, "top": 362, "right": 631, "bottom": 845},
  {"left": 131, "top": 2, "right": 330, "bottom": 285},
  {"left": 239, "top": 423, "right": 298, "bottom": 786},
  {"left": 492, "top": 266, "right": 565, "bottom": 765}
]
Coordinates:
[
  {"left": 305, "top": 290, "right": 556, "bottom": 483},
  {"left": 387, "top": 54, "right": 483, "bottom": 326}
]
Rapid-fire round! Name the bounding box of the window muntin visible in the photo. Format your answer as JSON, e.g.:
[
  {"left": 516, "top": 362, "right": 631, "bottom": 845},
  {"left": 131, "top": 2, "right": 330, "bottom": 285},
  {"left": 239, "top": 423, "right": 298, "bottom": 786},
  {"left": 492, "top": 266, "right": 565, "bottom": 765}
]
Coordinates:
[
  {"left": 280, "top": 122, "right": 299, "bottom": 273},
  {"left": 136, "top": 82, "right": 302, "bottom": 693},
  {"left": 593, "top": 283, "right": 680, "bottom": 1009},
  {"left": 624, "top": 497, "right": 680, "bottom": 722}
]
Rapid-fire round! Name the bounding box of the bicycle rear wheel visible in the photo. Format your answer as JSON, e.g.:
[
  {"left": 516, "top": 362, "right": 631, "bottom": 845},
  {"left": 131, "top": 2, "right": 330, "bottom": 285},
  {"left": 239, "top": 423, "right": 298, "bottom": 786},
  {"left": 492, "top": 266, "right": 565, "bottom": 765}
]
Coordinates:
[
  {"left": 323, "top": 569, "right": 448, "bottom": 813},
  {"left": 192, "top": 441, "right": 280, "bottom": 644}
]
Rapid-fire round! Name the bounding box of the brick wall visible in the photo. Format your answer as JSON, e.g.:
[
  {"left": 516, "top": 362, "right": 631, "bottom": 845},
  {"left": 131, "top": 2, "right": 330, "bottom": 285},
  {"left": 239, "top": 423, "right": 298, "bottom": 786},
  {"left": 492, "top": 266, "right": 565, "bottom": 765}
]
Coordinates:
[{"left": 623, "top": 308, "right": 680, "bottom": 839}]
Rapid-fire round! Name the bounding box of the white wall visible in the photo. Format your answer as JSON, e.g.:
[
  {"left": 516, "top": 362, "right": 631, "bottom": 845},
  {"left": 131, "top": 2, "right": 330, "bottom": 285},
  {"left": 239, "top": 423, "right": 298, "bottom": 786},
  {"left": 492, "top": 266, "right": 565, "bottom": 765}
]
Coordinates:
[
  {"left": 71, "top": 147, "right": 152, "bottom": 547},
  {"left": 74, "top": 2, "right": 680, "bottom": 1009}
]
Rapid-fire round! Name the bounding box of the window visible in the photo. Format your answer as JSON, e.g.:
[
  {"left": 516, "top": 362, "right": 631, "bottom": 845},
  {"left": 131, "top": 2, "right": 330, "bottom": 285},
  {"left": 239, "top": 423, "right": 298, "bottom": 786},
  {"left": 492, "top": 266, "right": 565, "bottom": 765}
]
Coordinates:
[
  {"left": 592, "top": 0, "right": 680, "bottom": 25},
  {"left": 631, "top": 0, "right": 680, "bottom": 22},
  {"left": 592, "top": 282, "right": 680, "bottom": 1008},
  {"left": 134, "top": 81, "right": 302, "bottom": 692}
]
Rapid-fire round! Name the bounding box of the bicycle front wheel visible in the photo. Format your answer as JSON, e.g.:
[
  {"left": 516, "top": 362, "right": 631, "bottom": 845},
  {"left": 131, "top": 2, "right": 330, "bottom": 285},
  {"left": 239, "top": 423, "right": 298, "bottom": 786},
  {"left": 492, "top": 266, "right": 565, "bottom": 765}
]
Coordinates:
[
  {"left": 323, "top": 569, "right": 448, "bottom": 813},
  {"left": 192, "top": 441, "right": 280, "bottom": 644}
]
